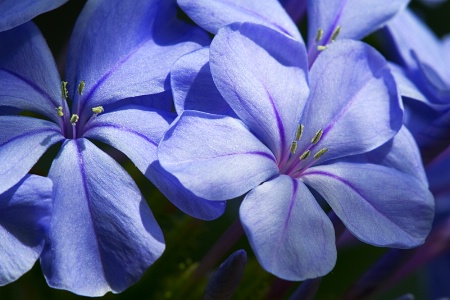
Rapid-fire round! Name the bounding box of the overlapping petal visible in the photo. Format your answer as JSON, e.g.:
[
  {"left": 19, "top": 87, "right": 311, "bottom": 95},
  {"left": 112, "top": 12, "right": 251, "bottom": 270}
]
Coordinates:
[
  {"left": 0, "top": 116, "right": 63, "bottom": 194},
  {"left": 240, "top": 175, "right": 336, "bottom": 280},
  {"left": 302, "top": 162, "right": 434, "bottom": 248},
  {"left": 298, "top": 40, "right": 402, "bottom": 163},
  {"left": 66, "top": 0, "right": 209, "bottom": 120},
  {"left": 171, "top": 48, "right": 235, "bottom": 117},
  {"left": 0, "top": 22, "right": 65, "bottom": 122},
  {"left": 210, "top": 23, "right": 309, "bottom": 162},
  {"left": 0, "top": 175, "right": 52, "bottom": 285},
  {"left": 158, "top": 111, "right": 279, "bottom": 200},
  {"left": 41, "top": 139, "right": 164, "bottom": 296},
  {"left": 178, "top": 0, "right": 302, "bottom": 40},
  {"left": 83, "top": 106, "right": 225, "bottom": 220},
  {"left": 308, "top": 0, "right": 409, "bottom": 46},
  {"left": 0, "top": 0, "right": 68, "bottom": 32}
]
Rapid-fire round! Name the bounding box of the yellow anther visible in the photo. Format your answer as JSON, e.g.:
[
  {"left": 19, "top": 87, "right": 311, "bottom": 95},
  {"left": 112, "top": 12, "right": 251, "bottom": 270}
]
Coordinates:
[
  {"left": 295, "top": 124, "right": 304, "bottom": 141},
  {"left": 61, "top": 81, "right": 68, "bottom": 99},
  {"left": 55, "top": 106, "right": 64, "bottom": 117},
  {"left": 311, "top": 129, "right": 323, "bottom": 144},
  {"left": 290, "top": 141, "right": 298, "bottom": 154},
  {"left": 78, "top": 80, "right": 86, "bottom": 95},
  {"left": 299, "top": 150, "right": 311, "bottom": 160},
  {"left": 70, "top": 114, "right": 79, "bottom": 125},
  {"left": 331, "top": 26, "right": 341, "bottom": 42},
  {"left": 317, "top": 45, "right": 327, "bottom": 51},
  {"left": 92, "top": 106, "right": 104, "bottom": 114},
  {"left": 314, "top": 148, "right": 328, "bottom": 159},
  {"left": 315, "top": 28, "right": 324, "bottom": 42}
]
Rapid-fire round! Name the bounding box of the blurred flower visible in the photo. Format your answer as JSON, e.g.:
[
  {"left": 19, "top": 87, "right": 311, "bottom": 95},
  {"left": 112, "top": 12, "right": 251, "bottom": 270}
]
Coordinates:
[
  {"left": 159, "top": 22, "right": 434, "bottom": 280},
  {"left": 0, "top": 0, "right": 223, "bottom": 295}
]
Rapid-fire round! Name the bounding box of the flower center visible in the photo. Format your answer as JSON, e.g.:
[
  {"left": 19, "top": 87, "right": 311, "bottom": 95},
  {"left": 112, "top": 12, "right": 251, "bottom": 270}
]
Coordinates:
[
  {"left": 281, "top": 124, "right": 328, "bottom": 177},
  {"left": 55, "top": 80, "right": 103, "bottom": 139}
]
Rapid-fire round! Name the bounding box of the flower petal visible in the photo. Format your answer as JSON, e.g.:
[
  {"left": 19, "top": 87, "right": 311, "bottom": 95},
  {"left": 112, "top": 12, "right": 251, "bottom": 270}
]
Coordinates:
[
  {"left": 0, "top": 116, "right": 63, "bottom": 194},
  {"left": 83, "top": 106, "right": 225, "bottom": 220},
  {"left": 0, "top": 175, "right": 52, "bottom": 285},
  {"left": 158, "top": 111, "right": 279, "bottom": 200},
  {"left": 240, "top": 175, "right": 336, "bottom": 280},
  {"left": 308, "top": 0, "right": 408, "bottom": 46},
  {"left": 0, "top": 0, "right": 68, "bottom": 32},
  {"left": 66, "top": 0, "right": 209, "bottom": 120},
  {"left": 171, "top": 47, "right": 236, "bottom": 117},
  {"left": 41, "top": 139, "right": 165, "bottom": 296},
  {"left": 178, "top": 0, "right": 302, "bottom": 40},
  {"left": 0, "top": 22, "right": 64, "bottom": 122},
  {"left": 302, "top": 162, "right": 434, "bottom": 248},
  {"left": 210, "top": 23, "right": 309, "bottom": 163},
  {"left": 299, "top": 40, "right": 402, "bottom": 162},
  {"left": 427, "top": 147, "right": 450, "bottom": 196}
]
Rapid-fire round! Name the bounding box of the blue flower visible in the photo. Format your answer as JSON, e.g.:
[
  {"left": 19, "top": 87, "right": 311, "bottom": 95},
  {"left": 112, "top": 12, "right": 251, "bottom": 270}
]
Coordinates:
[
  {"left": 158, "top": 23, "right": 434, "bottom": 280},
  {"left": 0, "top": 0, "right": 68, "bottom": 32},
  {"left": 0, "top": 175, "right": 52, "bottom": 286},
  {"left": 0, "top": 0, "right": 223, "bottom": 295}
]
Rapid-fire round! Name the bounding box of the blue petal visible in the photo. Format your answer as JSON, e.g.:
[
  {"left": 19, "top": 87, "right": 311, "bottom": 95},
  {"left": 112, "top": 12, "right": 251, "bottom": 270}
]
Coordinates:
[
  {"left": 302, "top": 162, "right": 434, "bottom": 248},
  {"left": 171, "top": 47, "right": 236, "bottom": 117},
  {"left": 83, "top": 106, "right": 225, "bottom": 220},
  {"left": 298, "top": 40, "right": 402, "bottom": 163},
  {"left": 427, "top": 147, "right": 450, "bottom": 196},
  {"left": 0, "top": 116, "right": 63, "bottom": 194},
  {"left": 307, "top": 0, "right": 409, "bottom": 48},
  {"left": 0, "top": 22, "right": 65, "bottom": 123},
  {"left": 178, "top": 0, "right": 303, "bottom": 41},
  {"left": 210, "top": 23, "right": 309, "bottom": 163},
  {"left": 0, "top": 0, "right": 68, "bottom": 32},
  {"left": 158, "top": 111, "right": 279, "bottom": 201},
  {"left": 280, "top": 0, "right": 307, "bottom": 23},
  {"left": 240, "top": 175, "right": 336, "bottom": 280},
  {"left": 0, "top": 175, "right": 52, "bottom": 285},
  {"left": 66, "top": 0, "right": 209, "bottom": 121},
  {"left": 41, "top": 139, "right": 165, "bottom": 296},
  {"left": 389, "top": 63, "right": 428, "bottom": 105}
]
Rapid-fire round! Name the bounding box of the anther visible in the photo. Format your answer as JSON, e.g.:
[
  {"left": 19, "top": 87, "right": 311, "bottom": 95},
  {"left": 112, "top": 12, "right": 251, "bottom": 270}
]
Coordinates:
[
  {"left": 314, "top": 148, "right": 328, "bottom": 159},
  {"left": 315, "top": 28, "right": 324, "bottom": 42},
  {"left": 311, "top": 129, "right": 323, "bottom": 144},
  {"left": 61, "top": 81, "right": 68, "bottom": 99},
  {"left": 299, "top": 150, "right": 311, "bottom": 160},
  {"left": 92, "top": 106, "right": 104, "bottom": 115},
  {"left": 55, "top": 106, "right": 64, "bottom": 117},
  {"left": 317, "top": 45, "right": 327, "bottom": 51},
  {"left": 78, "top": 80, "right": 85, "bottom": 95},
  {"left": 290, "top": 141, "right": 298, "bottom": 154},
  {"left": 331, "top": 26, "right": 341, "bottom": 42},
  {"left": 70, "top": 114, "right": 79, "bottom": 125},
  {"left": 295, "top": 124, "right": 304, "bottom": 141}
]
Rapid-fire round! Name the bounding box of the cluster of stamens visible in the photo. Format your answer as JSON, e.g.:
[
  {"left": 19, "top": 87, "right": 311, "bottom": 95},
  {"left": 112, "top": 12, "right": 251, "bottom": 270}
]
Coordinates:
[
  {"left": 290, "top": 125, "right": 328, "bottom": 161},
  {"left": 315, "top": 25, "right": 341, "bottom": 51}
]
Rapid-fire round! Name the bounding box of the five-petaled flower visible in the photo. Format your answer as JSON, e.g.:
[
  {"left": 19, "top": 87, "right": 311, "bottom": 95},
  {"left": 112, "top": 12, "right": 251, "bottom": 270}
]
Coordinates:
[
  {"left": 0, "top": 0, "right": 224, "bottom": 296},
  {"left": 158, "top": 22, "right": 434, "bottom": 280}
]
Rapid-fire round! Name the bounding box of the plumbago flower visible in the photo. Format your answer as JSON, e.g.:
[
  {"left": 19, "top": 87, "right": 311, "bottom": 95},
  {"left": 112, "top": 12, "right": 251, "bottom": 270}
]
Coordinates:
[
  {"left": 0, "top": 0, "right": 68, "bottom": 32},
  {"left": 158, "top": 23, "right": 434, "bottom": 280},
  {"left": 0, "top": 0, "right": 224, "bottom": 296},
  {"left": 0, "top": 175, "right": 52, "bottom": 285}
]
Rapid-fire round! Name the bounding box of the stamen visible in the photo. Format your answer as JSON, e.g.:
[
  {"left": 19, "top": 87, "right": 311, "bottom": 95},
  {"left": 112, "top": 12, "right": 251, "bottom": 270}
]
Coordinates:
[
  {"left": 331, "top": 26, "right": 341, "bottom": 42},
  {"left": 55, "top": 106, "right": 64, "bottom": 117},
  {"left": 299, "top": 150, "right": 311, "bottom": 160},
  {"left": 311, "top": 129, "right": 323, "bottom": 144},
  {"left": 317, "top": 45, "right": 327, "bottom": 51},
  {"left": 295, "top": 124, "right": 304, "bottom": 141},
  {"left": 78, "top": 80, "right": 86, "bottom": 95},
  {"left": 314, "top": 148, "right": 328, "bottom": 159},
  {"left": 92, "top": 106, "right": 104, "bottom": 115},
  {"left": 70, "top": 114, "right": 79, "bottom": 125},
  {"left": 290, "top": 141, "right": 298, "bottom": 154},
  {"left": 315, "top": 28, "right": 324, "bottom": 42},
  {"left": 61, "top": 81, "right": 68, "bottom": 99}
]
